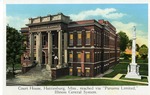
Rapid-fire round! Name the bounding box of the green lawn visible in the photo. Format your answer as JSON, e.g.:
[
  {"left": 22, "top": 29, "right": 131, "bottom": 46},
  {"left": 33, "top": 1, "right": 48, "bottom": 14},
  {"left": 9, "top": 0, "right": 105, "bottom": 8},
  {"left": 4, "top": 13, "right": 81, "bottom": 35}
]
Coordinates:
[
  {"left": 39, "top": 79, "right": 147, "bottom": 86},
  {"left": 104, "top": 63, "right": 148, "bottom": 78},
  {"left": 59, "top": 75, "right": 81, "bottom": 79},
  {"left": 120, "top": 59, "right": 148, "bottom": 63}
]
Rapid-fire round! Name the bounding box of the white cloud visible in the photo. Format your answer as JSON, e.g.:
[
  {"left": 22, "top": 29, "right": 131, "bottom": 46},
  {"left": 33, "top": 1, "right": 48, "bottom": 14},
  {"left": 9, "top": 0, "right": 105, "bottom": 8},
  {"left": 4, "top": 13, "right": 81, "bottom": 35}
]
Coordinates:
[
  {"left": 6, "top": 16, "right": 28, "bottom": 31},
  {"left": 69, "top": 8, "right": 126, "bottom": 21},
  {"left": 112, "top": 21, "right": 148, "bottom": 46}
]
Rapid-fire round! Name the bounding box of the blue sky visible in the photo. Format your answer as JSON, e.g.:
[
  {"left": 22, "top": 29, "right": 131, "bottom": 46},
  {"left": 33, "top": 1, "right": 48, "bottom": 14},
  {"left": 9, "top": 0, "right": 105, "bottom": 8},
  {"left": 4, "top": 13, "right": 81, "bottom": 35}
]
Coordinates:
[{"left": 6, "top": 4, "right": 148, "bottom": 46}]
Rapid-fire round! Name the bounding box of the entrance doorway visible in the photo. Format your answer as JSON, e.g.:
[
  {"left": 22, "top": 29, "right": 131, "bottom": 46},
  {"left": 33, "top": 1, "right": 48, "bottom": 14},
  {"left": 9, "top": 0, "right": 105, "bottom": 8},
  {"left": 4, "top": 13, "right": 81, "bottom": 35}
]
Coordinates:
[{"left": 42, "top": 51, "right": 45, "bottom": 64}]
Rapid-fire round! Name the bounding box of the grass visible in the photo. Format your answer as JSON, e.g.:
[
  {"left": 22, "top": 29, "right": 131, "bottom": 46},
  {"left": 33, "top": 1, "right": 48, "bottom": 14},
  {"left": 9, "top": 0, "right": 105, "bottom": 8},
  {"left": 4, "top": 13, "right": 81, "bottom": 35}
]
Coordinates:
[
  {"left": 120, "top": 59, "right": 148, "bottom": 63},
  {"left": 137, "top": 59, "right": 148, "bottom": 63},
  {"left": 6, "top": 72, "right": 15, "bottom": 79},
  {"left": 59, "top": 75, "right": 81, "bottom": 79},
  {"left": 121, "top": 75, "right": 148, "bottom": 82},
  {"left": 104, "top": 63, "right": 148, "bottom": 78},
  {"left": 39, "top": 79, "right": 147, "bottom": 86},
  {"left": 7, "top": 63, "right": 22, "bottom": 79}
]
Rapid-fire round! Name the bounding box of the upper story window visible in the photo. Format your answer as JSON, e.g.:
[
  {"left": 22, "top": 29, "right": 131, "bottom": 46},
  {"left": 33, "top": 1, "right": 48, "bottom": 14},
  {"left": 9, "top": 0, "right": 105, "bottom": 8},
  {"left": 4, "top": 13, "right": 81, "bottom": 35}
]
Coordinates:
[
  {"left": 77, "top": 52, "right": 81, "bottom": 62},
  {"left": 42, "top": 35, "right": 46, "bottom": 46},
  {"left": 69, "top": 51, "right": 73, "bottom": 62},
  {"left": 34, "top": 35, "right": 36, "bottom": 45},
  {"left": 94, "top": 32, "right": 96, "bottom": 45},
  {"left": 86, "top": 32, "right": 90, "bottom": 45},
  {"left": 77, "top": 32, "right": 82, "bottom": 45},
  {"left": 104, "top": 32, "right": 107, "bottom": 46},
  {"left": 69, "top": 33, "right": 73, "bottom": 46},
  {"left": 85, "top": 52, "right": 90, "bottom": 62},
  {"left": 24, "top": 41, "right": 27, "bottom": 47}
]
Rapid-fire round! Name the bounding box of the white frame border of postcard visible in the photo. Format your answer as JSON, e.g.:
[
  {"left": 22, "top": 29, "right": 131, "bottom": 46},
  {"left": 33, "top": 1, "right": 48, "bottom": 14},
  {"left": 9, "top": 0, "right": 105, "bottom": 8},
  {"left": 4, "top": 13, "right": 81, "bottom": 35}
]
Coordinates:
[{"left": 1, "top": 0, "right": 150, "bottom": 95}]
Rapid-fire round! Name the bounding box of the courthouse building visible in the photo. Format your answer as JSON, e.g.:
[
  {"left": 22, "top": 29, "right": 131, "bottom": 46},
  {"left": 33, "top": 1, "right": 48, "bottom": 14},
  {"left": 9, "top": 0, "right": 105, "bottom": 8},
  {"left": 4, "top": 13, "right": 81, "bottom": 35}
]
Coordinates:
[{"left": 21, "top": 13, "right": 120, "bottom": 78}]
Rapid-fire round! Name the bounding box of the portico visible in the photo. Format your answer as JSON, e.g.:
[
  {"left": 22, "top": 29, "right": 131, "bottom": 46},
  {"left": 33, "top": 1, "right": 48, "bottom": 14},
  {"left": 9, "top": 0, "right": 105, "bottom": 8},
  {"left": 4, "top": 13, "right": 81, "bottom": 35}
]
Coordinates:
[
  {"left": 29, "top": 30, "right": 66, "bottom": 69},
  {"left": 27, "top": 13, "right": 71, "bottom": 70}
]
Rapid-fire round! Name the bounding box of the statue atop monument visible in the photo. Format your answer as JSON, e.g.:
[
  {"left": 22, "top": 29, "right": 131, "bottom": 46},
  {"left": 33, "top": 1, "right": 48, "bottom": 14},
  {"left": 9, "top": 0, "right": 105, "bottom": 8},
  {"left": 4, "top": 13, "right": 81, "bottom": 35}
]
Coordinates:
[{"left": 133, "top": 26, "right": 136, "bottom": 38}]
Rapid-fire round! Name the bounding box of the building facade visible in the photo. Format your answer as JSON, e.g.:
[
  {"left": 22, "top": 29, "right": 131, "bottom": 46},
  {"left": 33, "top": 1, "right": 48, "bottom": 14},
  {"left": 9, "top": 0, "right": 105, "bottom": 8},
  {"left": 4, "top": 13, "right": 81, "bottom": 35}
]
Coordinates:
[{"left": 21, "top": 13, "right": 120, "bottom": 78}]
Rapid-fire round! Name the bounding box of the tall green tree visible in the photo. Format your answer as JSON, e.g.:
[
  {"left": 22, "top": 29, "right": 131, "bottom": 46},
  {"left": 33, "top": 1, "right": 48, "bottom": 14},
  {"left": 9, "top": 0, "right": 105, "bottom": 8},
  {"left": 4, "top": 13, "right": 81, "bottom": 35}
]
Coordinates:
[
  {"left": 139, "top": 44, "right": 148, "bottom": 59},
  {"left": 140, "top": 44, "right": 147, "bottom": 48},
  {"left": 136, "top": 44, "right": 140, "bottom": 52},
  {"left": 127, "top": 39, "right": 132, "bottom": 49},
  {"left": 7, "top": 25, "right": 26, "bottom": 75},
  {"left": 127, "top": 39, "right": 139, "bottom": 51},
  {"left": 117, "top": 31, "right": 129, "bottom": 52}
]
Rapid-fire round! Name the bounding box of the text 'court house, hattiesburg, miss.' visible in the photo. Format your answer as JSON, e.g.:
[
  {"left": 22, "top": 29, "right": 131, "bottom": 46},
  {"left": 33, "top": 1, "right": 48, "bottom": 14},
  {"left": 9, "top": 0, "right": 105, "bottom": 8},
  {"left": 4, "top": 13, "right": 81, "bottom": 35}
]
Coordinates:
[{"left": 20, "top": 13, "right": 120, "bottom": 79}]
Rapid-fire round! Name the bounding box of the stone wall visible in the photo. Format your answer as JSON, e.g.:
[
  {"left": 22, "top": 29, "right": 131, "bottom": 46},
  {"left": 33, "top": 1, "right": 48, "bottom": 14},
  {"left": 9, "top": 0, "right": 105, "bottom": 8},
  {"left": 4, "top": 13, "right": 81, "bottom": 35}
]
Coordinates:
[{"left": 51, "top": 67, "right": 69, "bottom": 79}]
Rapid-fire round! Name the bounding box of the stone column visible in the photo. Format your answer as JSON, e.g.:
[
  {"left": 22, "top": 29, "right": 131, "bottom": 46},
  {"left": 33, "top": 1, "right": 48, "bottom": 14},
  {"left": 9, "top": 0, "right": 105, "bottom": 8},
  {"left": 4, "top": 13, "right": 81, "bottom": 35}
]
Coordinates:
[
  {"left": 64, "top": 32, "right": 68, "bottom": 67},
  {"left": 36, "top": 32, "right": 42, "bottom": 66},
  {"left": 36, "top": 33, "right": 39, "bottom": 63},
  {"left": 30, "top": 32, "right": 34, "bottom": 64},
  {"left": 57, "top": 30, "right": 62, "bottom": 68},
  {"left": 47, "top": 31, "right": 52, "bottom": 70},
  {"left": 131, "top": 28, "right": 136, "bottom": 65}
]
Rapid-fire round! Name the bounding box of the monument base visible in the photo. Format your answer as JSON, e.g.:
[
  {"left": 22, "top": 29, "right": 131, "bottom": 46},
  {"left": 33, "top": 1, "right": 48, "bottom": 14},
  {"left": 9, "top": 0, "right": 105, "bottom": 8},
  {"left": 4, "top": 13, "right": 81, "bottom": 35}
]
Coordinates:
[{"left": 125, "top": 64, "right": 141, "bottom": 79}]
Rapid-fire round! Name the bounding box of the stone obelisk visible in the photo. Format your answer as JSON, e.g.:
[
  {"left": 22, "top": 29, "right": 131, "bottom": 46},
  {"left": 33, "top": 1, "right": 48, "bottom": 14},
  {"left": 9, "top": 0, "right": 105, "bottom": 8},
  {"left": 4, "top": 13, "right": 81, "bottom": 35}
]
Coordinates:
[{"left": 125, "top": 26, "right": 141, "bottom": 79}]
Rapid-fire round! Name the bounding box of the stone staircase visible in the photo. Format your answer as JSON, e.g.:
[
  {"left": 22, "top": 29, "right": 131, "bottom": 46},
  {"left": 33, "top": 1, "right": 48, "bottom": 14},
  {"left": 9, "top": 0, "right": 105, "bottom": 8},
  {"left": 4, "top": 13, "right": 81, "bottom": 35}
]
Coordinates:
[{"left": 7, "top": 66, "right": 51, "bottom": 86}]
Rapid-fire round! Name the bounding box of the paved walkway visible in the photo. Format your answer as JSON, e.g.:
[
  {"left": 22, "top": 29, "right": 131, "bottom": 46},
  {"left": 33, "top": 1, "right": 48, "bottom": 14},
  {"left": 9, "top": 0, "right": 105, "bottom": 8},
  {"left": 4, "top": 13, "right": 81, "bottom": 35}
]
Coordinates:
[{"left": 113, "top": 73, "right": 123, "bottom": 80}]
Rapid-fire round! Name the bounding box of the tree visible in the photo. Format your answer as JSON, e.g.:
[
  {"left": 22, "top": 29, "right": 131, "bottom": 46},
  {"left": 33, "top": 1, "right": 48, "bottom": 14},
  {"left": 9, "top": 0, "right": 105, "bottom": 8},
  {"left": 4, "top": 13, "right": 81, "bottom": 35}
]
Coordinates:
[
  {"left": 127, "top": 40, "right": 132, "bottom": 49},
  {"left": 127, "top": 39, "right": 139, "bottom": 51},
  {"left": 139, "top": 44, "right": 148, "bottom": 59},
  {"left": 117, "top": 31, "right": 129, "bottom": 52},
  {"left": 136, "top": 44, "right": 140, "bottom": 52},
  {"left": 7, "top": 25, "right": 26, "bottom": 75},
  {"left": 140, "top": 44, "right": 147, "bottom": 48}
]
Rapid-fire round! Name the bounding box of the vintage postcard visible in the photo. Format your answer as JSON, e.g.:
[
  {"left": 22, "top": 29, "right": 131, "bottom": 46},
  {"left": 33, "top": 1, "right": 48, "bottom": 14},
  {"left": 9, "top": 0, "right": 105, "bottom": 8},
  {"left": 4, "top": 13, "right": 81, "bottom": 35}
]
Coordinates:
[{"left": 2, "top": 0, "right": 150, "bottom": 95}]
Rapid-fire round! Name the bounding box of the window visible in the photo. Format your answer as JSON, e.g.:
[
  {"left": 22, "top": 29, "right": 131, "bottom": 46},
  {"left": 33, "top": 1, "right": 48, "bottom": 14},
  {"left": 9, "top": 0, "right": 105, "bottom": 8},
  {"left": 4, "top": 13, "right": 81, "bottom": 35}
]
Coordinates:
[
  {"left": 85, "top": 68, "right": 90, "bottom": 77},
  {"left": 34, "top": 52, "right": 36, "bottom": 60},
  {"left": 77, "top": 68, "right": 81, "bottom": 76},
  {"left": 24, "top": 41, "right": 27, "bottom": 47},
  {"left": 34, "top": 35, "right": 36, "bottom": 45},
  {"left": 99, "top": 52, "right": 101, "bottom": 61},
  {"left": 69, "top": 68, "right": 73, "bottom": 75},
  {"left": 97, "top": 34, "right": 99, "bottom": 46},
  {"left": 86, "top": 32, "right": 90, "bottom": 45},
  {"left": 94, "top": 32, "right": 96, "bottom": 45},
  {"left": 85, "top": 52, "right": 90, "bottom": 62},
  {"left": 42, "top": 35, "right": 46, "bottom": 46},
  {"left": 97, "top": 52, "right": 99, "bottom": 61},
  {"left": 77, "top": 52, "right": 81, "bottom": 62},
  {"left": 69, "top": 33, "right": 73, "bottom": 46},
  {"left": 69, "top": 51, "right": 73, "bottom": 62},
  {"left": 77, "top": 32, "right": 82, "bottom": 45}
]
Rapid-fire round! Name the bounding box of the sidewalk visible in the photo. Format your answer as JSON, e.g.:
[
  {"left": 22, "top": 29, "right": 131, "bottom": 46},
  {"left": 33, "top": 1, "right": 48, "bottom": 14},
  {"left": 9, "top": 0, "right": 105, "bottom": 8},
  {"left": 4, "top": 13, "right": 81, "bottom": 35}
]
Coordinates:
[{"left": 112, "top": 73, "right": 123, "bottom": 80}]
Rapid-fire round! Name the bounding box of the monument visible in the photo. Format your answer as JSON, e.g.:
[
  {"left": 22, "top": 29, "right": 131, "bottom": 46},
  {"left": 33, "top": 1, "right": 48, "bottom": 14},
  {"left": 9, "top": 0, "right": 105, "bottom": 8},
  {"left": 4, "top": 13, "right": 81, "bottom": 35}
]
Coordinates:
[{"left": 125, "top": 26, "right": 141, "bottom": 79}]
